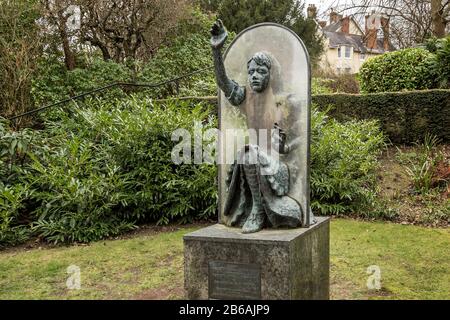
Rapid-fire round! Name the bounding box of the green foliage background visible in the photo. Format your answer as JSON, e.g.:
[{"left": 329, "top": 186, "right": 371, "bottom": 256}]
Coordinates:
[
  {"left": 425, "top": 36, "right": 450, "bottom": 89},
  {"left": 0, "top": 98, "right": 384, "bottom": 245},
  {"left": 31, "top": 9, "right": 221, "bottom": 108},
  {"left": 310, "top": 108, "right": 384, "bottom": 215},
  {"left": 0, "top": 0, "right": 43, "bottom": 120},
  {"left": 1, "top": 4, "right": 386, "bottom": 246},
  {"left": 313, "top": 89, "right": 450, "bottom": 144}
]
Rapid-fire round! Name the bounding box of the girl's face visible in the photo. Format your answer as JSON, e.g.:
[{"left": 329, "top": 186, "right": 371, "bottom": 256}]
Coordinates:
[{"left": 248, "top": 60, "right": 270, "bottom": 93}]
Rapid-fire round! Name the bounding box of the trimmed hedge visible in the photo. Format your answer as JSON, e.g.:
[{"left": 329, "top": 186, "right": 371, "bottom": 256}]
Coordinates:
[{"left": 312, "top": 89, "right": 450, "bottom": 144}]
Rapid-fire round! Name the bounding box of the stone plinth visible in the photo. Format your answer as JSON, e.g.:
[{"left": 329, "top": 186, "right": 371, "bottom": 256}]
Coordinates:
[{"left": 184, "top": 216, "right": 330, "bottom": 300}]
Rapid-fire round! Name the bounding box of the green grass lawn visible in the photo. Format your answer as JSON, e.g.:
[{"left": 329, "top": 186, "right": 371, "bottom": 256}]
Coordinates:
[{"left": 0, "top": 219, "right": 448, "bottom": 300}]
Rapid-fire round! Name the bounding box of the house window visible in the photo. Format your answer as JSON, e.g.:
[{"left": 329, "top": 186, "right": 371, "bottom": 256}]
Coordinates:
[
  {"left": 345, "top": 67, "right": 352, "bottom": 74},
  {"left": 338, "top": 47, "right": 342, "bottom": 58},
  {"left": 345, "top": 46, "right": 351, "bottom": 58},
  {"left": 360, "top": 53, "right": 366, "bottom": 60}
]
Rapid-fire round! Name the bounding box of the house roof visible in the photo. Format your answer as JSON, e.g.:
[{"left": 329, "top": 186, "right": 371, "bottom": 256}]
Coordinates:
[
  {"left": 323, "top": 21, "right": 341, "bottom": 32},
  {"left": 324, "top": 31, "right": 393, "bottom": 54},
  {"left": 320, "top": 14, "right": 395, "bottom": 54},
  {"left": 322, "top": 16, "right": 365, "bottom": 35}
]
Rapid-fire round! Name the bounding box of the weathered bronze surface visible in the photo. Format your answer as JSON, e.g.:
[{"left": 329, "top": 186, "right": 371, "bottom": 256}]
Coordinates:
[
  {"left": 208, "top": 261, "right": 261, "bottom": 300},
  {"left": 211, "top": 20, "right": 313, "bottom": 233}
]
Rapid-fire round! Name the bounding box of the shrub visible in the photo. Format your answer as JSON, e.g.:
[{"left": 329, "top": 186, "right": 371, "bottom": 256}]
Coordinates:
[
  {"left": 400, "top": 134, "right": 445, "bottom": 195},
  {"left": 28, "top": 134, "right": 135, "bottom": 243},
  {"left": 312, "top": 89, "right": 450, "bottom": 144},
  {"left": 0, "top": 184, "right": 33, "bottom": 247},
  {"left": 32, "top": 57, "right": 132, "bottom": 107},
  {"left": 81, "top": 97, "right": 218, "bottom": 224},
  {"left": 0, "top": 119, "right": 35, "bottom": 246},
  {"left": 328, "top": 74, "right": 360, "bottom": 93},
  {"left": 1, "top": 96, "right": 386, "bottom": 244},
  {"left": 312, "top": 78, "right": 332, "bottom": 95},
  {"left": 310, "top": 106, "right": 385, "bottom": 215},
  {"left": 312, "top": 74, "right": 360, "bottom": 94},
  {"left": 359, "top": 48, "right": 435, "bottom": 93},
  {"left": 427, "top": 36, "right": 450, "bottom": 89},
  {"left": 24, "top": 98, "right": 217, "bottom": 243}
]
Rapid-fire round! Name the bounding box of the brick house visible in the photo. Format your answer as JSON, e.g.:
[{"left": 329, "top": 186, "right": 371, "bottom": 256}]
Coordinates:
[{"left": 307, "top": 5, "right": 395, "bottom": 74}]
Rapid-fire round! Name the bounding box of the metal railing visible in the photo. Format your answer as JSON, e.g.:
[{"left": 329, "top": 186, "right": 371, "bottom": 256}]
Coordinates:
[{"left": 7, "top": 66, "right": 215, "bottom": 122}]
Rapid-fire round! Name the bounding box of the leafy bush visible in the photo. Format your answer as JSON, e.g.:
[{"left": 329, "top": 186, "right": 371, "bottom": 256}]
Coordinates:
[
  {"left": 28, "top": 134, "right": 135, "bottom": 243},
  {"left": 0, "top": 120, "right": 35, "bottom": 180},
  {"left": 0, "top": 119, "right": 35, "bottom": 246},
  {"left": 310, "top": 106, "right": 385, "bottom": 215},
  {"left": 79, "top": 97, "right": 218, "bottom": 224},
  {"left": 1, "top": 96, "right": 386, "bottom": 244},
  {"left": 312, "top": 74, "right": 360, "bottom": 94},
  {"left": 32, "top": 56, "right": 132, "bottom": 107},
  {"left": 21, "top": 98, "right": 217, "bottom": 243},
  {"left": 0, "top": 184, "right": 33, "bottom": 247},
  {"left": 359, "top": 48, "right": 435, "bottom": 93},
  {"left": 312, "top": 78, "right": 332, "bottom": 95},
  {"left": 328, "top": 74, "right": 360, "bottom": 93},
  {"left": 426, "top": 36, "right": 450, "bottom": 89}
]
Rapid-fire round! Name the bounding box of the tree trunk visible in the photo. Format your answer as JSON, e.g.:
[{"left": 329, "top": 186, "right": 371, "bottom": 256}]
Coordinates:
[
  {"left": 94, "top": 37, "right": 112, "bottom": 60},
  {"left": 431, "top": 0, "right": 447, "bottom": 38},
  {"left": 61, "top": 32, "right": 76, "bottom": 70},
  {"left": 58, "top": 12, "right": 76, "bottom": 70}
]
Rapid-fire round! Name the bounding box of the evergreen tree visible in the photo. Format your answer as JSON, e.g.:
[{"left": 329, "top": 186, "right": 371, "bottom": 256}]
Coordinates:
[{"left": 195, "top": 0, "right": 222, "bottom": 12}]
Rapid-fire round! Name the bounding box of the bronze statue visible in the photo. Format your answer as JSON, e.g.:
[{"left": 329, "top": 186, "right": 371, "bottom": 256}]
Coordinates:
[{"left": 211, "top": 20, "right": 313, "bottom": 233}]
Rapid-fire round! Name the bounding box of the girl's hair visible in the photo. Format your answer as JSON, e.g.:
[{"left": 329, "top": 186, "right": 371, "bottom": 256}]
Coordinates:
[{"left": 247, "top": 52, "right": 272, "bottom": 70}]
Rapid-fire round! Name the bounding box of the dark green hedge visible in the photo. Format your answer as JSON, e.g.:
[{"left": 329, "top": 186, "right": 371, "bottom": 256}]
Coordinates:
[{"left": 312, "top": 89, "right": 450, "bottom": 144}]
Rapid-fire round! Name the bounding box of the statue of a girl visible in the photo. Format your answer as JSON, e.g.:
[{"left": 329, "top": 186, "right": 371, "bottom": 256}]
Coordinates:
[{"left": 211, "top": 20, "right": 313, "bottom": 233}]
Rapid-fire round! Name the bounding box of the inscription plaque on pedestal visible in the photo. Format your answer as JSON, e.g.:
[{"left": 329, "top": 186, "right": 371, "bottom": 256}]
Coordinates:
[{"left": 208, "top": 261, "right": 261, "bottom": 300}]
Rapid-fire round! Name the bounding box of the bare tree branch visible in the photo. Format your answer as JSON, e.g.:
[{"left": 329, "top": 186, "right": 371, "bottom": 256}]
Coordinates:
[
  {"left": 77, "top": 0, "right": 188, "bottom": 62},
  {"left": 330, "top": 0, "right": 449, "bottom": 48}
]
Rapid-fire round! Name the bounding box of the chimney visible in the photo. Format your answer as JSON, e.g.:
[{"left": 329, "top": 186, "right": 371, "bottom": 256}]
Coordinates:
[
  {"left": 380, "top": 15, "right": 390, "bottom": 51},
  {"left": 330, "top": 9, "right": 341, "bottom": 24},
  {"left": 365, "top": 12, "right": 378, "bottom": 50},
  {"left": 307, "top": 4, "right": 317, "bottom": 19},
  {"left": 341, "top": 16, "right": 350, "bottom": 34}
]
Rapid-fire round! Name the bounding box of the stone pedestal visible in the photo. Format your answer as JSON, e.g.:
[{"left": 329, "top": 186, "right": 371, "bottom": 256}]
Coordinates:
[{"left": 184, "top": 216, "right": 330, "bottom": 300}]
